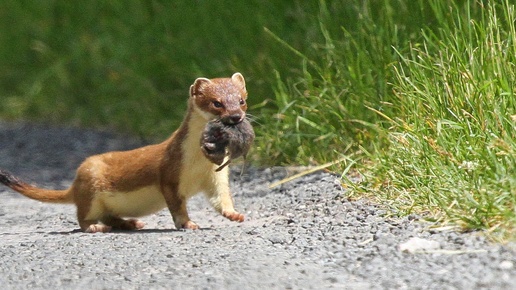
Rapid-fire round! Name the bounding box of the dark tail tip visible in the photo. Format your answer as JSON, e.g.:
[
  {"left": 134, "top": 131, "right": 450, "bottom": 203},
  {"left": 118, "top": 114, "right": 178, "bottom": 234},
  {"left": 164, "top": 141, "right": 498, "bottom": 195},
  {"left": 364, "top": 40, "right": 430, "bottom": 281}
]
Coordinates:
[{"left": 0, "top": 169, "right": 22, "bottom": 187}]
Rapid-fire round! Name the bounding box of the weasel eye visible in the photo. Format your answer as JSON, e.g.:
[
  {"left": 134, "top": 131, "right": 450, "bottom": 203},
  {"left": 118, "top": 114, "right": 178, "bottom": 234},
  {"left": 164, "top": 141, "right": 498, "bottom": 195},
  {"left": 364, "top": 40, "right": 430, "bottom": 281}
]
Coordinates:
[
  {"left": 212, "top": 101, "right": 223, "bottom": 108},
  {"left": 239, "top": 99, "right": 246, "bottom": 105}
]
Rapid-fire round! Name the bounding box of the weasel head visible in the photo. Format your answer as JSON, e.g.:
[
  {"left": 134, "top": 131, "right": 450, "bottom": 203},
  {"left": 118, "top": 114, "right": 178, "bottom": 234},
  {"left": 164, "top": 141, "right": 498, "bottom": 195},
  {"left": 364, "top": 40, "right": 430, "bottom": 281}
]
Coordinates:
[{"left": 189, "top": 72, "right": 248, "bottom": 125}]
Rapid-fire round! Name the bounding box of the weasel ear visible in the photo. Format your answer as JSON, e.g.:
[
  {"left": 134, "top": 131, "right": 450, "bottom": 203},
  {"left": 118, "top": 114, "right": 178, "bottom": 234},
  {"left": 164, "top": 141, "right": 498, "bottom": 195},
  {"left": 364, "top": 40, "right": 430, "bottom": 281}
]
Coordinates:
[
  {"left": 190, "top": 77, "right": 211, "bottom": 97},
  {"left": 231, "top": 72, "right": 246, "bottom": 89}
]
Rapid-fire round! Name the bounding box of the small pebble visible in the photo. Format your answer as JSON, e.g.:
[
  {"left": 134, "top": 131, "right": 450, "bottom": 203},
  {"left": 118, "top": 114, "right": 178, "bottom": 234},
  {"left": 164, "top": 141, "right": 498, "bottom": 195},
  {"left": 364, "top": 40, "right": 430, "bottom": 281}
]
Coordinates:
[
  {"left": 499, "top": 260, "right": 514, "bottom": 270},
  {"left": 399, "top": 237, "right": 441, "bottom": 253}
]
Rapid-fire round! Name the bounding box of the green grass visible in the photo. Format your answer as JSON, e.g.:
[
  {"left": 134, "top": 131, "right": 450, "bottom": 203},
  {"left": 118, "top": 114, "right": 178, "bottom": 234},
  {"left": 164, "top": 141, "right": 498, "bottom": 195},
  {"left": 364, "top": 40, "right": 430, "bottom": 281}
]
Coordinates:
[
  {"left": 377, "top": 0, "right": 516, "bottom": 238},
  {"left": 1, "top": 1, "right": 516, "bottom": 240},
  {"left": 261, "top": 0, "right": 516, "bottom": 240}
]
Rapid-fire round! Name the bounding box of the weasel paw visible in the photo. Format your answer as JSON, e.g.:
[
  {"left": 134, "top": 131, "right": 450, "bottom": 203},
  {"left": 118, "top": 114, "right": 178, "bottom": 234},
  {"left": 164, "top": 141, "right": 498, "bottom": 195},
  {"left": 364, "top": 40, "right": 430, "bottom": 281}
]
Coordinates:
[
  {"left": 222, "top": 210, "right": 245, "bottom": 222},
  {"left": 85, "top": 224, "right": 112, "bottom": 233},
  {"left": 125, "top": 219, "right": 145, "bottom": 230},
  {"left": 181, "top": 220, "right": 200, "bottom": 230}
]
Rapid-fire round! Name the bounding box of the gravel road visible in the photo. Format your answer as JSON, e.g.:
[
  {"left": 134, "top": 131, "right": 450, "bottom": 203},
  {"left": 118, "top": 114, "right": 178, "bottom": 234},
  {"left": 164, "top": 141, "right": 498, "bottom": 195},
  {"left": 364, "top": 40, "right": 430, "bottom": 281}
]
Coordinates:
[{"left": 0, "top": 121, "right": 515, "bottom": 289}]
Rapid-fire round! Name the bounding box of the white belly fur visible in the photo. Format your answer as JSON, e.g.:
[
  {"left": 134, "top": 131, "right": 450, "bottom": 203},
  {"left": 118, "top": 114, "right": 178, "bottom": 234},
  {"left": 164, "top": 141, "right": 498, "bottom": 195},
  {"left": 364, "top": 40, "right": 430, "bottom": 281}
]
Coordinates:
[
  {"left": 86, "top": 185, "right": 167, "bottom": 219},
  {"left": 179, "top": 111, "right": 220, "bottom": 198}
]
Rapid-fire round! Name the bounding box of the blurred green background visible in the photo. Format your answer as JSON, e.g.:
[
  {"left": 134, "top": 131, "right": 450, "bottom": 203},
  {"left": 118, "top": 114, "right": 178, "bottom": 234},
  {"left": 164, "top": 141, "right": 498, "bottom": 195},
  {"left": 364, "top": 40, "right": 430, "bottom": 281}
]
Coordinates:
[{"left": 0, "top": 0, "right": 323, "bottom": 136}]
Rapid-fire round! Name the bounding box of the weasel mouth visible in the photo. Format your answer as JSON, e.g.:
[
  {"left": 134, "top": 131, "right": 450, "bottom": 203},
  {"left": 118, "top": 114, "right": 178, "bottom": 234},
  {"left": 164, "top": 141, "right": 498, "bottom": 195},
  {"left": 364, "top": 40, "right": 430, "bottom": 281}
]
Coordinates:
[{"left": 221, "top": 114, "right": 244, "bottom": 125}]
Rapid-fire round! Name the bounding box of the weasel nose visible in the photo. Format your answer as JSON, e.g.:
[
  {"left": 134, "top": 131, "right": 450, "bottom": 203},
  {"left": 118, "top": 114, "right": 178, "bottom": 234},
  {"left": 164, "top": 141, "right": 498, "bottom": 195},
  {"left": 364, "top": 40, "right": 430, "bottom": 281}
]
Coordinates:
[{"left": 222, "top": 114, "right": 244, "bottom": 125}]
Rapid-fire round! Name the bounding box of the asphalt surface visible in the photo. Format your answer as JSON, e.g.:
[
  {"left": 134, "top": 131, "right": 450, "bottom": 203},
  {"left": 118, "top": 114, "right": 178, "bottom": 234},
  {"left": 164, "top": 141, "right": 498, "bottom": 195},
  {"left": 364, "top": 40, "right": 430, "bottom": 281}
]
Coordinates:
[{"left": 0, "top": 121, "right": 515, "bottom": 289}]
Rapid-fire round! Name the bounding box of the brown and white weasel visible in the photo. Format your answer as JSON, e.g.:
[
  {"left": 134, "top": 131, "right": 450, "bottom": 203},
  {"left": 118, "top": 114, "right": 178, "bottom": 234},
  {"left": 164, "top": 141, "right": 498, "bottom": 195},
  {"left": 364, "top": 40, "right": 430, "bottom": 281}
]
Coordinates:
[{"left": 0, "top": 73, "right": 249, "bottom": 233}]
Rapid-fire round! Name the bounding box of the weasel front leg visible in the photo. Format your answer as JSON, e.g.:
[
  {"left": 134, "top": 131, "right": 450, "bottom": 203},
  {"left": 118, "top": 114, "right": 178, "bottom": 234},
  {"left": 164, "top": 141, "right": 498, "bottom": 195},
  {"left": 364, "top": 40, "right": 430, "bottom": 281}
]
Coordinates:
[
  {"left": 162, "top": 184, "right": 199, "bottom": 230},
  {"left": 205, "top": 171, "right": 245, "bottom": 223}
]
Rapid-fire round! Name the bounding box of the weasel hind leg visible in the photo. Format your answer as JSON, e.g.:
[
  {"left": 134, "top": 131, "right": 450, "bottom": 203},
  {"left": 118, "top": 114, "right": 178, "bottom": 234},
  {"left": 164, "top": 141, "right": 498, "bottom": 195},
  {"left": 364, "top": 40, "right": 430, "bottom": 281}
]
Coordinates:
[
  {"left": 78, "top": 217, "right": 144, "bottom": 233},
  {"left": 79, "top": 219, "right": 112, "bottom": 233},
  {"left": 76, "top": 203, "right": 111, "bottom": 233},
  {"left": 76, "top": 202, "right": 143, "bottom": 233},
  {"left": 101, "top": 216, "right": 145, "bottom": 231}
]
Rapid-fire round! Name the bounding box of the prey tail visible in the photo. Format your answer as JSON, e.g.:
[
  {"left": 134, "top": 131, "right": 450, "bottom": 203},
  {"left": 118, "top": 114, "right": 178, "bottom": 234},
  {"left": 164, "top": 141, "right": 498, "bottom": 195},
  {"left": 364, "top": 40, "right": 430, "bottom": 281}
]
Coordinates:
[{"left": 0, "top": 169, "right": 73, "bottom": 203}]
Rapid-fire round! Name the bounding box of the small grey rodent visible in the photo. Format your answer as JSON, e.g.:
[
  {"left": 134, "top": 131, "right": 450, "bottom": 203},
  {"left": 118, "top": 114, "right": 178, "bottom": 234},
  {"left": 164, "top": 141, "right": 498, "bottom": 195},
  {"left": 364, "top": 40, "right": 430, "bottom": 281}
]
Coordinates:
[{"left": 201, "top": 118, "right": 255, "bottom": 171}]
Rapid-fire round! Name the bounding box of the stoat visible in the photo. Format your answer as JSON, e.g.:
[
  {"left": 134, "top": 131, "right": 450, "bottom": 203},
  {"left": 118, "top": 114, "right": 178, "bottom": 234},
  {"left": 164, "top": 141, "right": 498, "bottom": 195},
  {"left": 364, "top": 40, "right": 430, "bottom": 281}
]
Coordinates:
[{"left": 0, "top": 73, "right": 249, "bottom": 233}]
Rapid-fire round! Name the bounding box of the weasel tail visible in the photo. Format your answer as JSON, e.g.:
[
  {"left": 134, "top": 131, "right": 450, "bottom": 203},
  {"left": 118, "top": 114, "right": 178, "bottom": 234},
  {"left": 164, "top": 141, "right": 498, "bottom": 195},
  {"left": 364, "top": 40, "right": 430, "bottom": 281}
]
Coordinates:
[{"left": 0, "top": 169, "right": 73, "bottom": 203}]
